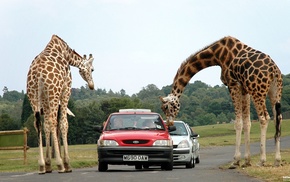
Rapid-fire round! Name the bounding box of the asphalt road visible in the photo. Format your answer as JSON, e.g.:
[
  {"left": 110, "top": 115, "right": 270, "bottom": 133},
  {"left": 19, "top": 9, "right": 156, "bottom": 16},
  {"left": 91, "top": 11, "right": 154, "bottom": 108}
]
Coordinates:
[{"left": 1, "top": 136, "right": 290, "bottom": 182}]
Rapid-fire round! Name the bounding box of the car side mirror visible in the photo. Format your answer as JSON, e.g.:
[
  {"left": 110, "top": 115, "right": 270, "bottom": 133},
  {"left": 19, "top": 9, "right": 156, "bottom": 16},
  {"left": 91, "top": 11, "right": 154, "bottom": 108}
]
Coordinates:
[
  {"left": 94, "top": 125, "right": 103, "bottom": 133},
  {"left": 191, "top": 133, "right": 199, "bottom": 138},
  {"left": 168, "top": 125, "right": 176, "bottom": 132}
]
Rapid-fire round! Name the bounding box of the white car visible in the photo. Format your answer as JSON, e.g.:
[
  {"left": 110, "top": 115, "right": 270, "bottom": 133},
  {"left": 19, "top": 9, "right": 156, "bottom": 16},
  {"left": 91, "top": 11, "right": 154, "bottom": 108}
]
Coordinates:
[{"left": 169, "top": 121, "right": 200, "bottom": 168}]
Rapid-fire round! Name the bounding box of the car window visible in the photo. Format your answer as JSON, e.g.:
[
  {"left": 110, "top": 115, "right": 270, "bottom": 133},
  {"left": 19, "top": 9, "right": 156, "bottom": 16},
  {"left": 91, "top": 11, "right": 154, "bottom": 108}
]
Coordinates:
[
  {"left": 105, "top": 114, "right": 165, "bottom": 131},
  {"left": 170, "top": 123, "right": 188, "bottom": 136}
]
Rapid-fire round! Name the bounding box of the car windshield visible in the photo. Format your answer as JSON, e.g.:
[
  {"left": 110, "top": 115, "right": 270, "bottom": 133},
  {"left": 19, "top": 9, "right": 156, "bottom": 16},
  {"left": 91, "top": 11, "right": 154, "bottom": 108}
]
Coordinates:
[
  {"left": 169, "top": 122, "right": 188, "bottom": 136},
  {"left": 105, "top": 114, "right": 165, "bottom": 131}
]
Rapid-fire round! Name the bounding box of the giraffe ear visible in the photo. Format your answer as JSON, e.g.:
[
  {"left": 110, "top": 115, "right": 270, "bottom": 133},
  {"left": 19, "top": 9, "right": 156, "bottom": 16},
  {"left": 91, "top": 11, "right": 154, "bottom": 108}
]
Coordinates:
[
  {"left": 87, "top": 54, "right": 94, "bottom": 64},
  {"left": 159, "top": 96, "right": 166, "bottom": 103}
]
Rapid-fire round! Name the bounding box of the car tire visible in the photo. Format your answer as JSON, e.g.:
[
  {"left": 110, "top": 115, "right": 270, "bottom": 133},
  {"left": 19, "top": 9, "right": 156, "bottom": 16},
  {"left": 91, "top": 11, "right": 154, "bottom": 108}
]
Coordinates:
[
  {"left": 98, "top": 161, "right": 108, "bottom": 172},
  {"left": 186, "top": 157, "right": 194, "bottom": 168},
  {"left": 161, "top": 161, "right": 173, "bottom": 171},
  {"left": 143, "top": 164, "right": 149, "bottom": 169},
  {"left": 195, "top": 156, "right": 200, "bottom": 164},
  {"left": 135, "top": 164, "right": 142, "bottom": 170}
]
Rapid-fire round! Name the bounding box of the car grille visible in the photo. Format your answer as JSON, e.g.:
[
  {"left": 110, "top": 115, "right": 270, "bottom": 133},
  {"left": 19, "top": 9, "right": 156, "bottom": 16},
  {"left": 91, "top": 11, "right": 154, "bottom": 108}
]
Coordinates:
[
  {"left": 110, "top": 150, "right": 163, "bottom": 155},
  {"left": 123, "top": 140, "right": 149, "bottom": 144}
]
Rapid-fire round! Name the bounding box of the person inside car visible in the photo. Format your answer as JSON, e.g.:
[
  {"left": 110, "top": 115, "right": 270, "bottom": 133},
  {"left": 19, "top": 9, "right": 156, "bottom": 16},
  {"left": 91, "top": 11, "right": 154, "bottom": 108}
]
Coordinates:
[
  {"left": 142, "top": 120, "right": 155, "bottom": 128},
  {"left": 111, "top": 118, "right": 123, "bottom": 129},
  {"left": 176, "top": 126, "right": 186, "bottom": 135}
]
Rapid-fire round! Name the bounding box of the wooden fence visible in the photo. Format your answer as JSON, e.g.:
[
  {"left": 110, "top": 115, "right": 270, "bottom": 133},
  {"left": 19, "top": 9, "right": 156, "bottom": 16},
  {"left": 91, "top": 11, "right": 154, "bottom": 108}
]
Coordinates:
[{"left": 0, "top": 128, "right": 29, "bottom": 164}]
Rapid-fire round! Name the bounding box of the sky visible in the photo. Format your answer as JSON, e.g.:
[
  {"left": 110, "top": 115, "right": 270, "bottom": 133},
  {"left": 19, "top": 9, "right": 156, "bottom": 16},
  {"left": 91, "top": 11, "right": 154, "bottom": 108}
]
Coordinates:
[{"left": 1, "top": 0, "right": 290, "bottom": 96}]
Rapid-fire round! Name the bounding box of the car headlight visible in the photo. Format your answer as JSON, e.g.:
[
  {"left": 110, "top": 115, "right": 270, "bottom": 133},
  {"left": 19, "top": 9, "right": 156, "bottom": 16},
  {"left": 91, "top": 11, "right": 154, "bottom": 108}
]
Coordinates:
[
  {"left": 98, "top": 140, "right": 119, "bottom": 147},
  {"left": 153, "top": 139, "right": 172, "bottom": 146},
  {"left": 177, "top": 140, "right": 190, "bottom": 148}
]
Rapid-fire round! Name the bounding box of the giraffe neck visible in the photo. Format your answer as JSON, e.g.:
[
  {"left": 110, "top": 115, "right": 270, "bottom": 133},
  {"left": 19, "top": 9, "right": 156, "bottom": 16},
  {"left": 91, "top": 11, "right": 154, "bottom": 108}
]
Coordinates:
[
  {"left": 48, "top": 35, "right": 83, "bottom": 68},
  {"left": 67, "top": 49, "right": 84, "bottom": 68},
  {"left": 171, "top": 36, "right": 243, "bottom": 97}
]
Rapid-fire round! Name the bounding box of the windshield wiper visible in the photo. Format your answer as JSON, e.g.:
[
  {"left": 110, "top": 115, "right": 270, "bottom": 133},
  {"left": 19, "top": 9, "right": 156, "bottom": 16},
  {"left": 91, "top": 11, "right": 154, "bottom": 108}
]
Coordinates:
[{"left": 123, "top": 127, "right": 142, "bottom": 130}]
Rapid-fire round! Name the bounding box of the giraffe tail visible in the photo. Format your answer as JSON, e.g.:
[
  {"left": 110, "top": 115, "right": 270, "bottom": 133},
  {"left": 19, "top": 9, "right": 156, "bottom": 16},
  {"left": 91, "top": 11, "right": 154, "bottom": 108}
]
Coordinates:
[
  {"left": 35, "top": 111, "right": 41, "bottom": 141},
  {"left": 274, "top": 102, "right": 282, "bottom": 143}
]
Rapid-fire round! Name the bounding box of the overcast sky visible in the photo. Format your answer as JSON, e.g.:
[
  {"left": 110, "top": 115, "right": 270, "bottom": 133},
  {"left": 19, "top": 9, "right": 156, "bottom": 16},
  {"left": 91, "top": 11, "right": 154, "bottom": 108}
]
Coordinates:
[{"left": 1, "top": 0, "right": 289, "bottom": 96}]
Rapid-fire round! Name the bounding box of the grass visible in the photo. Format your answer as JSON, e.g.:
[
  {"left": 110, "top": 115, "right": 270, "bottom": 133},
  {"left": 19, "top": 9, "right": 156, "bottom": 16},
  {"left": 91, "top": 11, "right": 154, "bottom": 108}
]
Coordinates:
[
  {"left": 0, "top": 144, "right": 98, "bottom": 173},
  {"left": 1, "top": 119, "right": 290, "bottom": 182},
  {"left": 194, "top": 119, "right": 290, "bottom": 182},
  {"left": 195, "top": 119, "right": 290, "bottom": 147}
]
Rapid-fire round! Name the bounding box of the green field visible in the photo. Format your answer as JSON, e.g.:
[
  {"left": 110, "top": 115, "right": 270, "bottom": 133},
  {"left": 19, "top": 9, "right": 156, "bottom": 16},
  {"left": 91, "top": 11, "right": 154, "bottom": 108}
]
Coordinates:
[
  {"left": 195, "top": 119, "right": 290, "bottom": 147},
  {"left": 0, "top": 120, "right": 290, "bottom": 182}
]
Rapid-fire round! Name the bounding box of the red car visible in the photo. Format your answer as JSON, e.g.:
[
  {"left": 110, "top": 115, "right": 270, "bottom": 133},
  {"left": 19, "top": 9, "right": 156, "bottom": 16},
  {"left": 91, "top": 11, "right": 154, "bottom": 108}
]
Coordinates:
[{"left": 96, "top": 109, "right": 176, "bottom": 172}]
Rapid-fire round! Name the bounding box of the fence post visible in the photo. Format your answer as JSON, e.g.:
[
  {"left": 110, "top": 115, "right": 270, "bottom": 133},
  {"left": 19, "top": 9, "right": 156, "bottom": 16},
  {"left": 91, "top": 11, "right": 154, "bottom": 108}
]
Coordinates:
[{"left": 23, "top": 127, "right": 29, "bottom": 165}]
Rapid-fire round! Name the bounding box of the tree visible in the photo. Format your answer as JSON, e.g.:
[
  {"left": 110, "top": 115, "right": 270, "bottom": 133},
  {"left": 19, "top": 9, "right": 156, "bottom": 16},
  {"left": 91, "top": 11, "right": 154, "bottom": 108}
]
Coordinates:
[
  {"left": 216, "top": 112, "right": 228, "bottom": 123},
  {"left": 21, "top": 94, "right": 33, "bottom": 125},
  {"left": 0, "top": 113, "right": 19, "bottom": 131},
  {"left": 3, "top": 90, "right": 24, "bottom": 102}
]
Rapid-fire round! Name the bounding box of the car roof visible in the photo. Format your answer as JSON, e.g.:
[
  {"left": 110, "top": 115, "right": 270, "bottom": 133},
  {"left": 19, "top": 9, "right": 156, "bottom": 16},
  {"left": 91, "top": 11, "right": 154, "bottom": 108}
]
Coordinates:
[
  {"left": 112, "top": 109, "right": 157, "bottom": 115},
  {"left": 173, "top": 120, "right": 186, "bottom": 124}
]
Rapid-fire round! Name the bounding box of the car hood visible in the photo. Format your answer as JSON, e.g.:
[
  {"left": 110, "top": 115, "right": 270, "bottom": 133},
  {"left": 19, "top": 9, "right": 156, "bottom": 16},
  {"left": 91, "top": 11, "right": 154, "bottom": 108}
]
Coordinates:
[
  {"left": 170, "top": 135, "right": 189, "bottom": 145},
  {"left": 101, "top": 130, "right": 171, "bottom": 140}
]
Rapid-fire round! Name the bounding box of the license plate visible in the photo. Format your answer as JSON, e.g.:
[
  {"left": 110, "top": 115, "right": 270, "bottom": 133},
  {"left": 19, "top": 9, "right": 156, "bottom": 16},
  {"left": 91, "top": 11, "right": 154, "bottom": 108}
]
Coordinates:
[{"left": 123, "top": 155, "right": 149, "bottom": 161}]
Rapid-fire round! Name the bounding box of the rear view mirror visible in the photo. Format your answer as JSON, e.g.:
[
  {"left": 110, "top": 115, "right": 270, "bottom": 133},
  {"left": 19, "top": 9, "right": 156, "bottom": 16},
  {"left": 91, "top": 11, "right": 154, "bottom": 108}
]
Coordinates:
[{"left": 168, "top": 125, "right": 176, "bottom": 132}]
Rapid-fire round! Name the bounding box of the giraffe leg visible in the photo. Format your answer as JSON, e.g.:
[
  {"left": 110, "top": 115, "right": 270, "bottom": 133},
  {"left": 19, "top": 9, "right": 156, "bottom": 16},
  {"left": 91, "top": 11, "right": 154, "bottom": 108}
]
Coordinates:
[
  {"left": 34, "top": 112, "right": 46, "bottom": 174},
  {"left": 252, "top": 95, "right": 269, "bottom": 167},
  {"left": 228, "top": 86, "right": 242, "bottom": 169},
  {"left": 241, "top": 94, "right": 252, "bottom": 168},
  {"left": 62, "top": 129, "right": 72, "bottom": 172},
  {"left": 51, "top": 119, "right": 65, "bottom": 173},
  {"left": 38, "top": 130, "right": 46, "bottom": 174},
  {"left": 268, "top": 79, "right": 283, "bottom": 167},
  {"left": 258, "top": 115, "right": 269, "bottom": 166},
  {"left": 44, "top": 121, "right": 52, "bottom": 173},
  {"left": 59, "top": 104, "right": 72, "bottom": 172},
  {"left": 60, "top": 122, "right": 72, "bottom": 172},
  {"left": 229, "top": 118, "right": 242, "bottom": 169},
  {"left": 271, "top": 101, "right": 282, "bottom": 166}
]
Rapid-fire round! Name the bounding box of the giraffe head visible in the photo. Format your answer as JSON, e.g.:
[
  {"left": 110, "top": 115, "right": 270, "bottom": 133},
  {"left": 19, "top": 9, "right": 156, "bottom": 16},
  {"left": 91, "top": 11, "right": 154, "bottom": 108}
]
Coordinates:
[
  {"left": 79, "top": 54, "right": 94, "bottom": 90},
  {"left": 159, "top": 94, "right": 180, "bottom": 126}
]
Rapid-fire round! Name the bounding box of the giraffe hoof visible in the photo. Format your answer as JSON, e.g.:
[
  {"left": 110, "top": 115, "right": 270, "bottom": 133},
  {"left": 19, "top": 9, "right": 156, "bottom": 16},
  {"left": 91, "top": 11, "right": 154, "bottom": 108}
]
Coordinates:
[
  {"left": 228, "top": 165, "right": 237, "bottom": 169},
  {"left": 256, "top": 162, "right": 265, "bottom": 167},
  {"left": 229, "top": 162, "right": 239, "bottom": 169},
  {"left": 241, "top": 163, "right": 252, "bottom": 168},
  {"left": 274, "top": 160, "right": 281, "bottom": 167},
  {"left": 65, "top": 169, "right": 72, "bottom": 173},
  {"left": 57, "top": 165, "right": 65, "bottom": 173},
  {"left": 38, "top": 166, "right": 46, "bottom": 174},
  {"left": 45, "top": 170, "right": 52, "bottom": 173},
  {"left": 58, "top": 170, "right": 66, "bottom": 173}
]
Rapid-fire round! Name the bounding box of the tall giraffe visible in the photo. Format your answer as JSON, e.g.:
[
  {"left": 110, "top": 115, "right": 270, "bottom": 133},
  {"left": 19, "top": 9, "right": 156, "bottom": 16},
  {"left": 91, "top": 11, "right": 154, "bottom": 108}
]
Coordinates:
[
  {"left": 26, "top": 35, "right": 94, "bottom": 174},
  {"left": 160, "top": 36, "right": 283, "bottom": 168}
]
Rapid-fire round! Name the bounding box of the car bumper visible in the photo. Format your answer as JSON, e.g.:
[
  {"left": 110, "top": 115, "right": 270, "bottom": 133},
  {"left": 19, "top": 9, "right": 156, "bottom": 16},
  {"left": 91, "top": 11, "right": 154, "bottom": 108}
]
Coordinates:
[
  {"left": 98, "top": 146, "right": 173, "bottom": 165},
  {"left": 172, "top": 148, "right": 192, "bottom": 164}
]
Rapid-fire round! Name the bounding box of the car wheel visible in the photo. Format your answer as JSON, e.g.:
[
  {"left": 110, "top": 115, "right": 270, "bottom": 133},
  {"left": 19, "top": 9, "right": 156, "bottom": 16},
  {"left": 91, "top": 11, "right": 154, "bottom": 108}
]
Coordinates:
[
  {"left": 195, "top": 156, "right": 200, "bottom": 164},
  {"left": 98, "top": 161, "right": 108, "bottom": 172},
  {"left": 135, "top": 164, "right": 142, "bottom": 170},
  {"left": 143, "top": 164, "right": 149, "bottom": 169},
  {"left": 186, "top": 157, "right": 194, "bottom": 168},
  {"left": 161, "top": 161, "right": 173, "bottom": 171}
]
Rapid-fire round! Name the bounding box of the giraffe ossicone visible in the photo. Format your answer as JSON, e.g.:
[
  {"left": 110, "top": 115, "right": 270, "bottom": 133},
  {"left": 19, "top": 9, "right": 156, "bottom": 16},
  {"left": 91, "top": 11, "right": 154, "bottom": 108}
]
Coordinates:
[
  {"left": 160, "top": 36, "right": 283, "bottom": 168},
  {"left": 26, "top": 34, "right": 94, "bottom": 174}
]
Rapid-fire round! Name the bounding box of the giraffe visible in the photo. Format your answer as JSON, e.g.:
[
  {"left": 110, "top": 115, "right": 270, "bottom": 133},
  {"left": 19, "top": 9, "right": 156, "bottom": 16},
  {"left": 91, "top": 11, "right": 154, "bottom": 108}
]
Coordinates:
[
  {"left": 26, "top": 35, "right": 94, "bottom": 174},
  {"left": 160, "top": 36, "right": 283, "bottom": 169}
]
